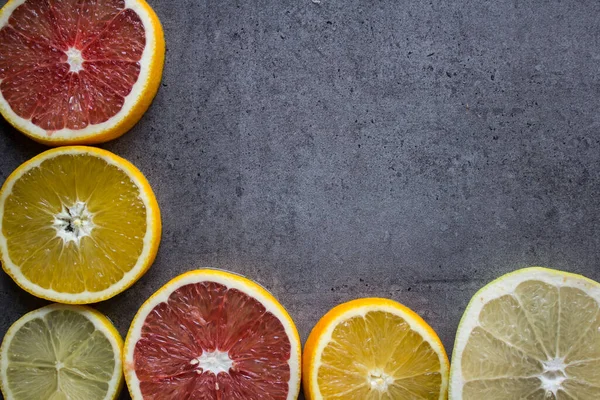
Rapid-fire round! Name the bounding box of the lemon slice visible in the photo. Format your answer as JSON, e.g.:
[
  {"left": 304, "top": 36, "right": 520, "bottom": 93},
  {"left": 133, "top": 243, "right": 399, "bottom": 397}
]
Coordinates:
[
  {"left": 303, "top": 298, "right": 449, "bottom": 400},
  {"left": 0, "top": 304, "right": 123, "bottom": 400},
  {"left": 449, "top": 267, "right": 600, "bottom": 400},
  {"left": 0, "top": 146, "right": 161, "bottom": 304}
]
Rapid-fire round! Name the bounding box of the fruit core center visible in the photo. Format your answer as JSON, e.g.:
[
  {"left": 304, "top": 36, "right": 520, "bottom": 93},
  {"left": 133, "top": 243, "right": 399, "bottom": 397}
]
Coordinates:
[
  {"left": 540, "top": 358, "right": 567, "bottom": 396},
  {"left": 53, "top": 201, "right": 94, "bottom": 244},
  {"left": 368, "top": 369, "right": 394, "bottom": 391},
  {"left": 66, "top": 47, "right": 84, "bottom": 73},
  {"left": 190, "top": 350, "right": 233, "bottom": 375}
]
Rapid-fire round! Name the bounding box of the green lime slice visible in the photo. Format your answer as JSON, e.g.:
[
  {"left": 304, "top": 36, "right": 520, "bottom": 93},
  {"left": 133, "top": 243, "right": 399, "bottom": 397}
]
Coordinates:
[{"left": 1, "top": 304, "right": 123, "bottom": 400}]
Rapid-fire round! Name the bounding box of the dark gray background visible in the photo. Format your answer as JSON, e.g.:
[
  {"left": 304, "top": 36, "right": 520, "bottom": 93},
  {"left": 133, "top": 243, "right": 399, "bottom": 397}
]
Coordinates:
[{"left": 1, "top": 0, "right": 600, "bottom": 398}]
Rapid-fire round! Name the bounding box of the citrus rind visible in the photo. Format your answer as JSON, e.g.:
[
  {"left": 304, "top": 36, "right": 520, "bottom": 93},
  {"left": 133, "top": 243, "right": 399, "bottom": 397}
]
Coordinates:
[
  {"left": 303, "top": 297, "right": 450, "bottom": 400},
  {"left": 123, "top": 269, "right": 302, "bottom": 400},
  {"left": 0, "top": 304, "right": 124, "bottom": 400},
  {"left": 449, "top": 266, "right": 600, "bottom": 400},
  {"left": 0, "top": 146, "right": 161, "bottom": 304},
  {"left": 0, "top": 0, "right": 165, "bottom": 145}
]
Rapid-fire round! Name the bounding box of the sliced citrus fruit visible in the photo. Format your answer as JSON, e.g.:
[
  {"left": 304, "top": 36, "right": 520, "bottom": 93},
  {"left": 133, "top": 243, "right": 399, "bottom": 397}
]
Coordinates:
[
  {"left": 303, "top": 298, "right": 450, "bottom": 400},
  {"left": 0, "top": 146, "right": 161, "bottom": 304},
  {"left": 449, "top": 267, "right": 600, "bottom": 400},
  {"left": 123, "top": 269, "right": 301, "bottom": 400},
  {"left": 0, "top": 0, "right": 165, "bottom": 145},
  {"left": 0, "top": 304, "right": 123, "bottom": 400}
]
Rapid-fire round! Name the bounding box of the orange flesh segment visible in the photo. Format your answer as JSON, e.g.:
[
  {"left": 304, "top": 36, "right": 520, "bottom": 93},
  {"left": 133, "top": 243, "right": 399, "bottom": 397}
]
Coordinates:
[{"left": 2, "top": 153, "right": 147, "bottom": 294}]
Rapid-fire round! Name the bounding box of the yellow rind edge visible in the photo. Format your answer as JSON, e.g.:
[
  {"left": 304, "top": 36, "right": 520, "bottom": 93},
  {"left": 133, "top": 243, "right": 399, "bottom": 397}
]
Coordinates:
[
  {"left": 0, "top": 146, "right": 161, "bottom": 304},
  {"left": 303, "top": 297, "right": 449, "bottom": 400}
]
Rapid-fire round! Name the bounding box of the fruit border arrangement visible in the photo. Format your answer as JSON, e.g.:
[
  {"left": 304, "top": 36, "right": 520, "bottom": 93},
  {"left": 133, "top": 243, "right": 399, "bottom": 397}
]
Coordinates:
[{"left": 1, "top": 1, "right": 600, "bottom": 400}]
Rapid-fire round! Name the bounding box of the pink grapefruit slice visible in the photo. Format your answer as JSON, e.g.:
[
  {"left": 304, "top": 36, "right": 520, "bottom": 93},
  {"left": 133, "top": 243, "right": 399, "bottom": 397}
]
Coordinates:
[
  {"left": 123, "top": 269, "right": 302, "bottom": 400},
  {"left": 0, "top": 0, "right": 164, "bottom": 145}
]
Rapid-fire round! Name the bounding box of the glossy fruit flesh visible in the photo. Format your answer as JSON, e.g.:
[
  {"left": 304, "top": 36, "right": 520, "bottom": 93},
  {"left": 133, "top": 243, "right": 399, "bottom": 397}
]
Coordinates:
[
  {"left": 3, "top": 308, "right": 118, "bottom": 399},
  {"left": 318, "top": 311, "right": 443, "bottom": 399},
  {"left": 0, "top": 0, "right": 145, "bottom": 131},
  {"left": 461, "top": 281, "right": 600, "bottom": 400},
  {"left": 133, "top": 281, "right": 292, "bottom": 399},
  {"left": 2, "top": 152, "right": 147, "bottom": 294}
]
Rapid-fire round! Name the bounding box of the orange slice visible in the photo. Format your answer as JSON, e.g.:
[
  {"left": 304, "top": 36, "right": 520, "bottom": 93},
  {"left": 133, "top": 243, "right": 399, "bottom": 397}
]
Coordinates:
[
  {"left": 0, "top": 146, "right": 161, "bottom": 303},
  {"left": 303, "top": 298, "right": 449, "bottom": 400}
]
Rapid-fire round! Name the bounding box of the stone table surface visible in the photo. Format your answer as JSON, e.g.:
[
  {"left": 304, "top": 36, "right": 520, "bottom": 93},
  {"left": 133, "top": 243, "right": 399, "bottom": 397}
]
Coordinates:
[{"left": 1, "top": 0, "right": 600, "bottom": 399}]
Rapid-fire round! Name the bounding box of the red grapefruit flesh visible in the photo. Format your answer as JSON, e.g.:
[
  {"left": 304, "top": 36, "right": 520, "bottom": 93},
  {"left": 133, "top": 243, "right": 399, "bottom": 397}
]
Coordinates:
[
  {"left": 126, "top": 274, "right": 301, "bottom": 400},
  {"left": 0, "top": 0, "right": 164, "bottom": 144},
  {"left": 0, "top": 0, "right": 144, "bottom": 131}
]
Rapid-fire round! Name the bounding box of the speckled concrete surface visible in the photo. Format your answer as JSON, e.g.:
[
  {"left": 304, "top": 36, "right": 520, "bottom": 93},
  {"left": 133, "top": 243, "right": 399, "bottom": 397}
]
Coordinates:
[{"left": 1, "top": 0, "right": 600, "bottom": 398}]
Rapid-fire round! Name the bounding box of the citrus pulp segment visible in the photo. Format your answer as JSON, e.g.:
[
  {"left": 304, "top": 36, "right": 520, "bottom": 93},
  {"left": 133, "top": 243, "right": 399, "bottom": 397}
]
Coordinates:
[
  {"left": 0, "top": 0, "right": 165, "bottom": 145},
  {"left": 0, "top": 304, "right": 123, "bottom": 400},
  {"left": 0, "top": 146, "right": 161, "bottom": 304},
  {"left": 303, "top": 298, "right": 449, "bottom": 400},
  {"left": 449, "top": 267, "right": 600, "bottom": 400},
  {"left": 124, "top": 269, "right": 302, "bottom": 400}
]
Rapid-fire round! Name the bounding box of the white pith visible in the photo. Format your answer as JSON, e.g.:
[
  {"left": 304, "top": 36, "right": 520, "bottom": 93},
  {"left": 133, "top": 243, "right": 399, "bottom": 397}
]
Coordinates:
[
  {"left": 449, "top": 267, "right": 600, "bottom": 400},
  {"left": 310, "top": 303, "right": 448, "bottom": 400},
  {"left": 0, "top": 0, "right": 158, "bottom": 141},
  {"left": 190, "top": 350, "right": 234, "bottom": 375},
  {"left": 0, "top": 304, "right": 122, "bottom": 400},
  {"left": 368, "top": 369, "right": 394, "bottom": 392},
  {"left": 53, "top": 201, "right": 94, "bottom": 244},
  {"left": 66, "top": 47, "right": 84, "bottom": 73},
  {"left": 124, "top": 270, "right": 302, "bottom": 400},
  {"left": 0, "top": 147, "right": 159, "bottom": 303},
  {"left": 539, "top": 358, "right": 567, "bottom": 396}
]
